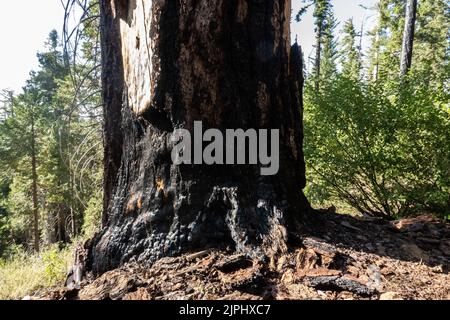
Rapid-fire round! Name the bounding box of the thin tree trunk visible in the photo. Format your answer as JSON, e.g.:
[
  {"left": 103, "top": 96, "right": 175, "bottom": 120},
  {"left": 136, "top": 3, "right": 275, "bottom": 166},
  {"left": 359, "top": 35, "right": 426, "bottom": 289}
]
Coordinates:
[
  {"left": 372, "top": 29, "right": 380, "bottom": 82},
  {"left": 400, "top": 0, "right": 417, "bottom": 76},
  {"left": 31, "top": 112, "right": 40, "bottom": 252},
  {"left": 315, "top": 23, "right": 322, "bottom": 91},
  {"left": 358, "top": 20, "right": 364, "bottom": 74},
  {"left": 58, "top": 208, "right": 65, "bottom": 242},
  {"left": 371, "top": 8, "right": 382, "bottom": 82},
  {"left": 89, "top": 0, "right": 310, "bottom": 274},
  {"left": 68, "top": 115, "right": 77, "bottom": 237}
]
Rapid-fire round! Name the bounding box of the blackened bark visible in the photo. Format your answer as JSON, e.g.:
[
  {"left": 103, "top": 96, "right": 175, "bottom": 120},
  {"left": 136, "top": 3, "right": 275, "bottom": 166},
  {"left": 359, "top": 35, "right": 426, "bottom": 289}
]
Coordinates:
[
  {"left": 400, "top": 0, "right": 417, "bottom": 76},
  {"left": 89, "top": 0, "right": 310, "bottom": 274},
  {"left": 100, "top": 0, "right": 125, "bottom": 227}
]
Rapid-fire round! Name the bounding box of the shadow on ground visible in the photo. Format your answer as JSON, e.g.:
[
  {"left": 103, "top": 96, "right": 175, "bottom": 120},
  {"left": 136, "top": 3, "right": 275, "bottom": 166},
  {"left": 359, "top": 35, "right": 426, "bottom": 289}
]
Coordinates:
[{"left": 302, "top": 210, "right": 450, "bottom": 271}]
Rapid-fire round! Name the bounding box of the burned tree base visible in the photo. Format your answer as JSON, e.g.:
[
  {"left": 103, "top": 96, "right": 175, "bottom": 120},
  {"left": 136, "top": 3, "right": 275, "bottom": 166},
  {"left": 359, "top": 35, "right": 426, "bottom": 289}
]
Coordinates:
[
  {"left": 49, "top": 212, "right": 450, "bottom": 301},
  {"left": 89, "top": 183, "right": 308, "bottom": 273},
  {"left": 88, "top": 106, "right": 310, "bottom": 273}
]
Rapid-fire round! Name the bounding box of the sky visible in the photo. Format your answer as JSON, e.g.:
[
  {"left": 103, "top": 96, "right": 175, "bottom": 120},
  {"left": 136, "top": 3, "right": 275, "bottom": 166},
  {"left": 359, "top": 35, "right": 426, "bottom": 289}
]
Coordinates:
[
  {"left": 0, "top": 0, "right": 378, "bottom": 93},
  {"left": 0, "top": 0, "right": 65, "bottom": 93}
]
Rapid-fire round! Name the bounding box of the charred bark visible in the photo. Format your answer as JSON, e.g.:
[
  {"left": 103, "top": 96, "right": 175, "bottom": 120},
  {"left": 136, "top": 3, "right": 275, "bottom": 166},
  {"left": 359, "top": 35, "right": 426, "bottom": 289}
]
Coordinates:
[
  {"left": 400, "top": 0, "right": 417, "bottom": 76},
  {"left": 100, "top": 0, "right": 125, "bottom": 227},
  {"left": 89, "top": 0, "right": 310, "bottom": 274}
]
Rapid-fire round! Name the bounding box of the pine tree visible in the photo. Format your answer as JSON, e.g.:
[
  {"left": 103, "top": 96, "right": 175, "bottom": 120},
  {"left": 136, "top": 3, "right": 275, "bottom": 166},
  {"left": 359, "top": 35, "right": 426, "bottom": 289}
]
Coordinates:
[
  {"left": 296, "top": 0, "right": 335, "bottom": 90},
  {"left": 0, "top": 89, "right": 45, "bottom": 251},
  {"left": 341, "top": 19, "right": 361, "bottom": 79},
  {"left": 320, "top": 13, "right": 339, "bottom": 85},
  {"left": 312, "top": 0, "right": 334, "bottom": 91},
  {"left": 367, "top": 0, "right": 449, "bottom": 85},
  {"left": 413, "top": 0, "right": 450, "bottom": 86},
  {"left": 367, "top": 0, "right": 405, "bottom": 81},
  {"left": 367, "top": 1, "right": 385, "bottom": 81},
  {"left": 0, "top": 25, "right": 102, "bottom": 251}
]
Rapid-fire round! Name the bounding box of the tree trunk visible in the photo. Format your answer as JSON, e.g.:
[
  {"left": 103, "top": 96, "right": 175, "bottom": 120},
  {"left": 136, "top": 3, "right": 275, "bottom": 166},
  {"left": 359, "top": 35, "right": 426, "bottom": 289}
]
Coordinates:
[
  {"left": 31, "top": 112, "right": 40, "bottom": 252},
  {"left": 314, "top": 23, "right": 322, "bottom": 91},
  {"left": 89, "top": 0, "right": 310, "bottom": 274},
  {"left": 372, "top": 30, "right": 380, "bottom": 82},
  {"left": 400, "top": 0, "right": 417, "bottom": 76},
  {"left": 358, "top": 20, "right": 364, "bottom": 73},
  {"left": 100, "top": 0, "right": 125, "bottom": 228}
]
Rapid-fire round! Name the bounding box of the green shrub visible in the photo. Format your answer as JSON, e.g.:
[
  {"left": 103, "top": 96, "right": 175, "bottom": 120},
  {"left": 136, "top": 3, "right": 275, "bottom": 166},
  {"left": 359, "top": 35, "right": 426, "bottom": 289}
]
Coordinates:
[{"left": 304, "top": 74, "right": 450, "bottom": 218}]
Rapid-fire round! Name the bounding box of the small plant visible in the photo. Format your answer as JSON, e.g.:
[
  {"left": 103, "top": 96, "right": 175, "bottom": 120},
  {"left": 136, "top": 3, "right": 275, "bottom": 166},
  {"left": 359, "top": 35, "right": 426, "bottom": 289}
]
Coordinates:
[{"left": 41, "top": 246, "right": 68, "bottom": 286}]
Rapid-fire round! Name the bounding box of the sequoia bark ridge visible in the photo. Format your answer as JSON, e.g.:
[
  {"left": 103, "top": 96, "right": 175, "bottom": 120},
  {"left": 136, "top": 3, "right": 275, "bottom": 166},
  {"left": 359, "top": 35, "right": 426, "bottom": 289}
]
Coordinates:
[{"left": 90, "top": 0, "right": 310, "bottom": 274}]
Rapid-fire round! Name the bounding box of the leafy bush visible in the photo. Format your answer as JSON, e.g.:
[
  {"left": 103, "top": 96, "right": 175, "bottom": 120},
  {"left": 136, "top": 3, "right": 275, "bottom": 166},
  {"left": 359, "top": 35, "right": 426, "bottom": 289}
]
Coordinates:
[
  {"left": 41, "top": 247, "right": 68, "bottom": 284},
  {"left": 304, "top": 74, "right": 450, "bottom": 218}
]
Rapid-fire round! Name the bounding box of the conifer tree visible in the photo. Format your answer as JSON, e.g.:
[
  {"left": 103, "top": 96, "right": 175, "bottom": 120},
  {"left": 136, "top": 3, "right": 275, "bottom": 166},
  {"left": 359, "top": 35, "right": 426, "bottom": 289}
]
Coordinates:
[{"left": 341, "top": 19, "right": 361, "bottom": 79}]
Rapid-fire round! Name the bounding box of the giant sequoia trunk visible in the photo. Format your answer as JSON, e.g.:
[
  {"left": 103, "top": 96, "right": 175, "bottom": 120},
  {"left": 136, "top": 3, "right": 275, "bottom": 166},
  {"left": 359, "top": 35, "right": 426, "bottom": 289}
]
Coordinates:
[{"left": 89, "top": 0, "right": 310, "bottom": 274}]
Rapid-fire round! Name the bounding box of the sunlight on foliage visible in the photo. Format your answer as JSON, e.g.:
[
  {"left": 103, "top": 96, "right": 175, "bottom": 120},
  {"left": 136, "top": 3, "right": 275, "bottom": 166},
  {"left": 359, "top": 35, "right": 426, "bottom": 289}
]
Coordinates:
[
  {"left": 304, "top": 74, "right": 450, "bottom": 218},
  {"left": 0, "top": 244, "right": 73, "bottom": 300}
]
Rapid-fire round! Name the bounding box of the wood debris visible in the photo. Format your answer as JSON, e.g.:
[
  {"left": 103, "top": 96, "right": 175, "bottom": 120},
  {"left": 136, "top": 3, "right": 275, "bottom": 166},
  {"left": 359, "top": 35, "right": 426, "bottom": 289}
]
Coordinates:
[{"left": 31, "top": 213, "right": 450, "bottom": 301}]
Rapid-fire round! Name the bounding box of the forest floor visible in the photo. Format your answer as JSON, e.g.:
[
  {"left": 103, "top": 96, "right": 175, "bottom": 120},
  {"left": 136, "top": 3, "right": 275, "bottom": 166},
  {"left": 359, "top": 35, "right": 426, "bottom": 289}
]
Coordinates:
[{"left": 31, "top": 211, "right": 449, "bottom": 300}]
